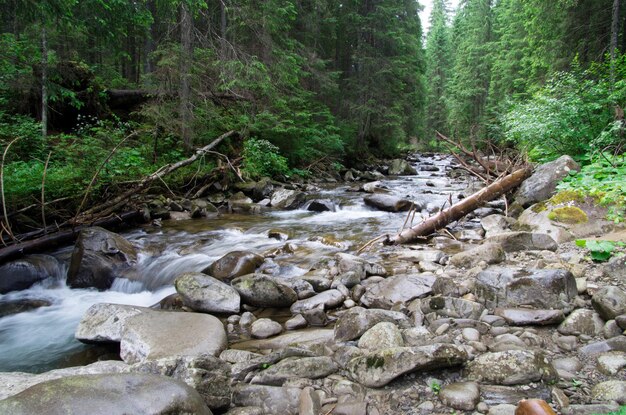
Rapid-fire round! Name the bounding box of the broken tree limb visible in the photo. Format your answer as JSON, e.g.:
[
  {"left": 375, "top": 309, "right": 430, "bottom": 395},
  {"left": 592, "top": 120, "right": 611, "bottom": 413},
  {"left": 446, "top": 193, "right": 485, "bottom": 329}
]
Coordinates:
[
  {"left": 436, "top": 131, "right": 512, "bottom": 177},
  {"left": 383, "top": 166, "right": 532, "bottom": 245},
  {"left": 74, "top": 130, "right": 238, "bottom": 223}
]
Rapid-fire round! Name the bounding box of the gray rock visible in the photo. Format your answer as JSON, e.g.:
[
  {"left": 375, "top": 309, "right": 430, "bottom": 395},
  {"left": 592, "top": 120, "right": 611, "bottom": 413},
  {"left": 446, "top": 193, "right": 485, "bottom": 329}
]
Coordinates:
[
  {"left": 616, "top": 314, "right": 626, "bottom": 330},
  {"left": 592, "top": 286, "right": 626, "bottom": 321},
  {"left": 251, "top": 318, "right": 283, "bottom": 339},
  {"left": 335, "top": 253, "right": 387, "bottom": 277},
  {"left": 580, "top": 336, "right": 626, "bottom": 356},
  {"left": 475, "top": 267, "right": 577, "bottom": 309},
  {"left": 203, "top": 251, "right": 264, "bottom": 282},
  {"left": 591, "top": 380, "right": 626, "bottom": 404},
  {"left": 363, "top": 194, "right": 413, "bottom": 212},
  {"left": 604, "top": 320, "right": 623, "bottom": 338},
  {"left": 285, "top": 314, "right": 307, "bottom": 330},
  {"left": 495, "top": 308, "right": 564, "bottom": 326},
  {"left": 596, "top": 351, "right": 626, "bottom": 375},
  {"left": 233, "top": 329, "right": 334, "bottom": 353},
  {"left": 449, "top": 243, "right": 505, "bottom": 269},
  {"left": 270, "top": 188, "right": 306, "bottom": 210},
  {"left": 290, "top": 289, "right": 345, "bottom": 314},
  {"left": 132, "top": 355, "right": 231, "bottom": 410},
  {"left": 420, "top": 296, "right": 485, "bottom": 320},
  {"left": 486, "top": 232, "right": 557, "bottom": 252},
  {"left": 67, "top": 227, "right": 138, "bottom": 290},
  {"left": 552, "top": 357, "right": 582, "bottom": 373},
  {"left": 488, "top": 404, "right": 517, "bottom": 415},
  {"left": 0, "top": 255, "right": 63, "bottom": 294},
  {"left": 604, "top": 254, "right": 626, "bottom": 280},
  {"left": 0, "top": 373, "right": 212, "bottom": 415},
  {"left": 0, "top": 298, "right": 51, "bottom": 318},
  {"left": 515, "top": 155, "right": 580, "bottom": 207},
  {"left": 462, "top": 328, "right": 481, "bottom": 342},
  {"left": 557, "top": 309, "right": 605, "bottom": 336},
  {"left": 439, "top": 381, "right": 480, "bottom": 411},
  {"left": 299, "top": 387, "right": 321, "bottom": 415},
  {"left": 466, "top": 350, "right": 557, "bottom": 385},
  {"left": 120, "top": 310, "right": 227, "bottom": 364},
  {"left": 232, "top": 384, "right": 301, "bottom": 415},
  {"left": 481, "top": 215, "right": 513, "bottom": 238},
  {"left": 306, "top": 199, "right": 336, "bottom": 212},
  {"left": 334, "top": 307, "right": 412, "bottom": 342},
  {"left": 251, "top": 356, "right": 337, "bottom": 385},
  {"left": 360, "top": 273, "right": 437, "bottom": 309},
  {"left": 357, "top": 322, "right": 405, "bottom": 350},
  {"left": 75, "top": 303, "right": 148, "bottom": 343},
  {"left": 562, "top": 404, "right": 621, "bottom": 415},
  {"left": 388, "top": 159, "right": 417, "bottom": 175},
  {"left": 175, "top": 272, "right": 240, "bottom": 314},
  {"left": 346, "top": 343, "right": 467, "bottom": 388},
  {"left": 219, "top": 349, "right": 262, "bottom": 364},
  {"left": 231, "top": 274, "right": 298, "bottom": 308}
]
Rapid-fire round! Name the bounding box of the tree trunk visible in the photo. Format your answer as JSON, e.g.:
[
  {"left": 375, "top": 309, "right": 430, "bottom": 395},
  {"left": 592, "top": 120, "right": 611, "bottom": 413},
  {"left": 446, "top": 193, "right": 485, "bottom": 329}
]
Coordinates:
[
  {"left": 41, "top": 25, "right": 48, "bottom": 141},
  {"left": 180, "top": 1, "right": 194, "bottom": 149},
  {"left": 220, "top": 0, "right": 228, "bottom": 58},
  {"left": 611, "top": 0, "right": 621, "bottom": 85},
  {"left": 384, "top": 166, "right": 532, "bottom": 245}
]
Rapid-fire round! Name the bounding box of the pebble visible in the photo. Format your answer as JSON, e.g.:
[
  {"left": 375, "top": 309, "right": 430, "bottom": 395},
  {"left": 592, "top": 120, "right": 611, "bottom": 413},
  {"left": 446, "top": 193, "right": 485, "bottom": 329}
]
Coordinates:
[
  {"left": 462, "top": 328, "right": 481, "bottom": 342},
  {"left": 435, "top": 323, "right": 450, "bottom": 335},
  {"left": 250, "top": 318, "right": 282, "bottom": 338}
]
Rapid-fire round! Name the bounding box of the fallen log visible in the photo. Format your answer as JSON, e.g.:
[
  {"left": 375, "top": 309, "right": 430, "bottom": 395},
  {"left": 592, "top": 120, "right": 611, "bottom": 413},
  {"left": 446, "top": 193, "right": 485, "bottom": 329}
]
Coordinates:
[
  {"left": 0, "top": 210, "right": 146, "bottom": 265},
  {"left": 383, "top": 166, "right": 532, "bottom": 245}
]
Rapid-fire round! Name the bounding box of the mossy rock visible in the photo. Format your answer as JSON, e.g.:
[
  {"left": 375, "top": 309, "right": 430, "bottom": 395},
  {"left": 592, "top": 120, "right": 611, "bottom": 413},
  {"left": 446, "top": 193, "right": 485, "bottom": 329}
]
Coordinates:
[
  {"left": 531, "top": 202, "right": 548, "bottom": 213},
  {"left": 547, "top": 206, "right": 588, "bottom": 224},
  {"left": 548, "top": 190, "right": 585, "bottom": 206}
]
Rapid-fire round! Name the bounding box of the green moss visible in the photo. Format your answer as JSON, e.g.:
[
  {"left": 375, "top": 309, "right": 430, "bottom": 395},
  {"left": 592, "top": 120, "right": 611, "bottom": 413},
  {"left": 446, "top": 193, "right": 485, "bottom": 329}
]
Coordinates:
[
  {"left": 547, "top": 206, "right": 588, "bottom": 224},
  {"left": 366, "top": 355, "right": 385, "bottom": 369},
  {"left": 531, "top": 202, "right": 548, "bottom": 213},
  {"left": 548, "top": 190, "right": 584, "bottom": 205}
]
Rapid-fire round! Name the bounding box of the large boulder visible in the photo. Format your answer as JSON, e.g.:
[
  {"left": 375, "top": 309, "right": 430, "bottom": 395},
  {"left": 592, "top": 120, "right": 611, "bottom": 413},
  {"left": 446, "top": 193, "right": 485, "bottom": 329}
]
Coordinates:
[
  {"left": 250, "top": 356, "right": 337, "bottom": 385},
  {"left": 175, "top": 272, "right": 240, "bottom": 314},
  {"left": 363, "top": 194, "right": 414, "bottom": 212},
  {"left": 75, "top": 303, "right": 148, "bottom": 343},
  {"left": 449, "top": 243, "right": 505, "bottom": 268},
  {"left": 592, "top": 286, "right": 626, "bottom": 321},
  {"left": 557, "top": 309, "right": 605, "bottom": 336},
  {"left": 231, "top": 274, "right": 298, "bottom": 308},
  {"left": 485, "top": 232, "right": 557, "bottom": 252},
  {"left": 357, "top": 322, "right": 405, "bottom": 351},
  {"left": 360, "top": 273, "right": 437, "bottom": 309},
  {"left": 466, "top": 350, "right": 557, "bottom": 385},
  {"left": 420, "top": 296, "right": 485, "bottom": 320},
  {"left": 133, "top": 355, "right": 231, "bottom": 411},
  {"left": 120, "top": 309, "right": 227, "bottom": 364},
  {"left": 233, "top": 384, "right": 301, "bottom": 415},
  {"left": 388, "top": 159, "right": 418, "bottom": 175},
  {"left": 0, "top": 255, "right": 64, "bottom": 294},
  {"left": 346, "top": 343, "right": 468, "bottom": 388},
  {"left": 67, "top": 227, "right": 138, "bottom": 290},
  {"left": 202, "top": 251, "right": 264, "bottom": 282},
  {"left": 515, "top": 155, "right": 580, "bottom": 207},
  {"left": 334, "top": 307, "right": 412, "bottom": 342},
  {"left": 0, "top": 373, "right": 212, "bottom": 415},
  {"left": 475, "top": 267, "right": 577, "bottom": 309},
  {"left": 270, "top": 189, "right": 306, "bottom": 210}
]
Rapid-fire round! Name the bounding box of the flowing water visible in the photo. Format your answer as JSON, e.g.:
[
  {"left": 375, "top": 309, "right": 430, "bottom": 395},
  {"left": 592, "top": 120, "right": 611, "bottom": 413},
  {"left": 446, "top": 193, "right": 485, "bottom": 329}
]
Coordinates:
[{"left": 0, "top": 154, "right": 470, "bottom": 373}]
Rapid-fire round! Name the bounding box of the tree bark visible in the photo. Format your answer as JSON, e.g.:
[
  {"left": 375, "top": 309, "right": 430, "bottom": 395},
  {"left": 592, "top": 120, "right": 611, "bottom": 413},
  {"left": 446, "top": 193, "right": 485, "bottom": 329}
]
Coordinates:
[
  {"left": 383, "top": 166, "right": 532, "bottom": 245},
  {"left": 612, "top": 0, "right": 621, "bottom": 85},
  {"left": 41, "top": 25, "right": 48, "bottom": 141},
  {"left": 180, "top": 1, "right": 194, "bottom": 149}
]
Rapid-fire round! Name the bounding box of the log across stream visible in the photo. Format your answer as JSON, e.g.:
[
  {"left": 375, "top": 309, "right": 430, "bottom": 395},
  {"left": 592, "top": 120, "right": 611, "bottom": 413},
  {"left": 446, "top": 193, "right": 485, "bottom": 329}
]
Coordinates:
[{"left": 0, "top": 154, "right": 483, "bottom": 373}]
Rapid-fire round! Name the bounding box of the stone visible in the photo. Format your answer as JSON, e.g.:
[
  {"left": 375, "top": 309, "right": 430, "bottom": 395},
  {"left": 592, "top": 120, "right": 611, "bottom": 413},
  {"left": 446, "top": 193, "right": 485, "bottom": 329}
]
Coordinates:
[
  {"left": 306, "top": 199, "right": 336, "bottom": 212},
  {"left": 562, "top": 404, "right": 621, "bottom": 415},
  {"left": 597, "top": 351, "right": 626, "bottom": 375},
  {"left": 251, "top": 318, "right": 283, "bottom": 339},
  {"left": 132, "top": 355, "right": 231, "bottom": 410},
  {"left": 475, "top": 267, "right": 577, "bottom": 310},
  {"left": 120, "top": 309, "right": 227, "bottom": 364},
  {"left": 346, "top": 343, "right": 468, "bottom": 388},
  {"left": 203, "top": 251, "right": 264, "bottom": 282},
  {"left": 515, "top": 155, "right": 580, "bottom": 207},
  {"left": 357, "top": 322, "right": 405, "bottom": 351},
  {"left": 231, "top": 274, "right": 298, "bottom": 308},
  {"left": 0, "top": 298, "right": 51, "bottom": 318},
  {"left": 388, "top": 159, "right": 417, "bottom": 175},
  {"left": 66, "top": 227, "right": 138, "bottom": 290},
  {"left": 363, "top": 194, "right": 413, "bottom": 212},
  {"left": 0, "top": 255, "right": 63, "bottom": 294},
  {"left": 359, "top": 273, "right": 437, "bottom": 309},
  {"left": 335, "top": 253, "right": 387, "bottom": 277},
  {"left": 334, "top": 307, "right": 412, "bottom": 342},
  {"left": 495, "top": 308, "right": 564, "bottom": 326},
  {"left": 462, "top": 328, "right": 481, "bottom": 342},
  {"left": 0, "top": 373, "right": 212, "bottom": 415},
  {"left": 481, "top": 215, "right": 513, "bottom": 238},
  {"left": 75, "top": 303, "right": 148, "bottom": 343},
  {"left": 488, "top": 404, "right": 517, "bottom": 415},
  {"left": 449, "top": 243, "right": 505, "bottom": 269},
  {"left": 557, "top": 309, "right": 605, "bottom": 336},
  {"left": 592, "top": 286, "right": 626, "bottom": 321},
  {"left": 299, "top": 387, "right": 321, "bottom": 415},
  {"left": 232, "top": 384, "right": 301, "bottom": 415},
  {"left": 270, "top": 188, "right": 306, "bottom": 210},
  {"left": 466, "top": 350, "right": 557, "bottom": 385},
  {"left": 250, "top": 356, "right": 337, "bottom": 385},
  {"left": 591, "top": 380, "right": 626, "bottom": 404},
  {"left": 552, "top": 357, "right": 582, "bottom": 373},
  {"left": 617, "top": 314, "right": 626, "bottom": 330},
  {"left": 439, "top": 381, "right": 480, "bottom": 411},
  {"left": 420, "top": 296, "right": 485, "bottom": 320},
  {"left": 604, "top": 320, "right": 623, "bottom": 338},
  {"left": 290, "top": 289, "right": 345, "bottom": 314},
  {"left": 285, "top": 314, "right": 307, "bottom": 330},
  {"left": 486, "top": 232, "right": 557, "bottom": 252},
  {"left": 175, "top": 272, "right": 240, "bottom": 314},
  {"left": 302, "top": 306, "right": 328, "bottom": 326},
  {"left": 233, "top": 329, "right": 334, "bottom": 352},
  {"left": 580, "top": 336, "right": 626, "bottom": 356}
]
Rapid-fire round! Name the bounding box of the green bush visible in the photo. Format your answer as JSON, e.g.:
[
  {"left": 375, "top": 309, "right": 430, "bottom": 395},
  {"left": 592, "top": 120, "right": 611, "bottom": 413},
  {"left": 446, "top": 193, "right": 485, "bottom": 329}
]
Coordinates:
[{"left": 242, "top": 138, "right": 290, "bottom": 179}]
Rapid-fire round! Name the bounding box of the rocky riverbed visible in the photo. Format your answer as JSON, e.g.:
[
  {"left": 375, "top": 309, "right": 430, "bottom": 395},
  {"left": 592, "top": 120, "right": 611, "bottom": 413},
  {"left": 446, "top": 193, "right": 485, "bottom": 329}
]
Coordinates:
[{"left": 0, "top": 154, "right": 625, "bottom": 415}]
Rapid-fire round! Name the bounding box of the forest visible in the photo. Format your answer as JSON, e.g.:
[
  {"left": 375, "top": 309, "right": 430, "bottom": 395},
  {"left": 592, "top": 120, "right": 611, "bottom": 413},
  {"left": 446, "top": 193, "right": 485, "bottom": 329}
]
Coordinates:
[{"left": 0, "top": 0, "right": 625, "bottom": 236}]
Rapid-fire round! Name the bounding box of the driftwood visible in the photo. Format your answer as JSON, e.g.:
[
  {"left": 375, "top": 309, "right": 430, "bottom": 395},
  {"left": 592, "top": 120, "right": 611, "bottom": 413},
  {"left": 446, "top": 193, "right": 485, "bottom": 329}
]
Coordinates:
[
  {"left": 0, "top": 210, "right": 145, "bottom": 264},
  {"left": 383, "top": 166, "right": 532, "bottom": 245}
]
